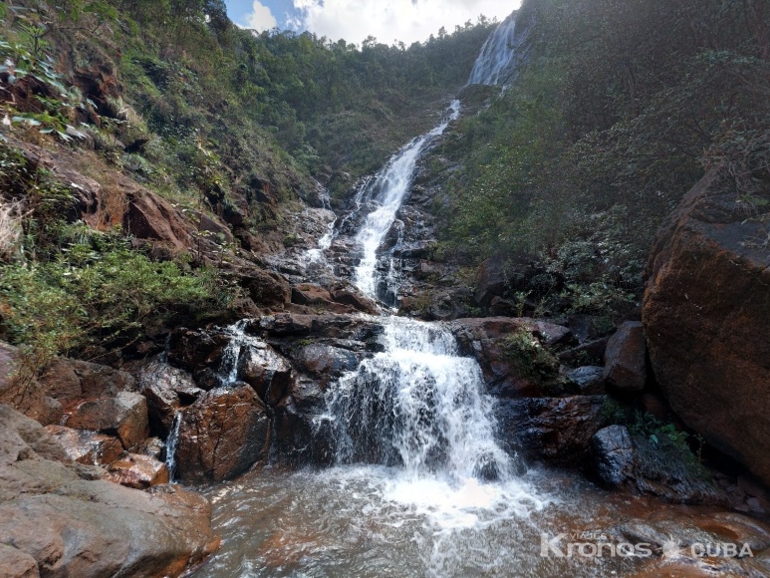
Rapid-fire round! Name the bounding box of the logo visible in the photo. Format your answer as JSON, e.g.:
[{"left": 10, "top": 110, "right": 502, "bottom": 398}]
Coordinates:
[{"left": 540, "top": 533, "right": 754, "bottom": 559}]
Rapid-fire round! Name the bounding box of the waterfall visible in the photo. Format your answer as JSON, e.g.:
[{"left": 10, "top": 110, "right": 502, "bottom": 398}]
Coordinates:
[
  {"left": 165, "top": 411, "right": 182, "bottom": 482},
  {"left": 217, "top": 319, "right": 257, "bottom": 387},
  {"left": 319, "top": 317, "right": 514, "bottom": 482},
  {"left": 353, "top": 100, "right": 460, "bottom": 301},
  {"left": 468, "top": 14, "right": 521, "bottom": 86}
]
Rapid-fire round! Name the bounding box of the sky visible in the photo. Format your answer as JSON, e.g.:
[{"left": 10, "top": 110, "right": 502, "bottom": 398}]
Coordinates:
[{"left": 224, "top": 0, "right": 520, "bottom": 46}]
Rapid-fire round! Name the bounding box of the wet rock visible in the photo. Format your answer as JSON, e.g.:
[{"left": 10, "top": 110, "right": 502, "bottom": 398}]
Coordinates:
[
  {"left": 40, "top": 358, "right": 137, "bottom": 403},
  {"left": 565, "top": 366, "right": 606, "bottom": 395},
  {"left": 64, "top": 392, "right": 149, "bottom": 451},
  {"left": 238, "top": 344, "right": 295, "bottom": 406},
  {"left": 499, "top": 395, "right": 608, "bottom": 464},
  {"left": 292, "top": 284, "right": 333, "bottom": 306},
  {"left": 451, "top": 317, "right": 571, "bottom": 396},
  {"left": 244, "top": 269, "right": 291, "bottom": 309},
  {"left": 644, "top": 168, "right": 770, "bottom": 486},
  {"left": 591, "top": 425, "right": 725, "bottom": 504},
  {"left": 0, "top": 404, "right": 215, "bottom": 577},
  {"left": 330, "top": 288, "right": 379, "bottom": 315},
  {"left": 603, "top": 321, "right": 647, "bottom": 391},
  {"left": 591, "top": 425, "right": 635, "bottom": 487},
  {"left": 137, "top": 360, "right": 204, "bottom": 435},
  {"left": 44, "top": 426, "right": 124, "bottom": 466},
  {"left": 0, "top": 544, "right": 38, "bottom": 578},
  {"left": 104, "top": 454, "right": 169, "bottom": 489},
  {"left": 137, "top": 437, "right": 166, "bottom": 461},
  {"left": 273, "top": 398, "right": 327, "bottom": 465},
  {"left": 175, "top": 385, "right": 271, "bottom": 484},
  {"left": 166, "top": 327, "right": 230, "bottom": 389},
  {"left": 259, "top": 313, "right": 383, "bottom": 342},
  {"left": 296, "top": 344, "right": 359, "bottom": 387}
]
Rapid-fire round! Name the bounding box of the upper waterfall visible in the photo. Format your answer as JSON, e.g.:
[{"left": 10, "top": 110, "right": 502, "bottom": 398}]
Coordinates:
[
  {"left": 353, "top": 100, "right": 461, "bottom": 301},
  {"left": 468, "top": 13, "right": 520, "bottom": 86}
]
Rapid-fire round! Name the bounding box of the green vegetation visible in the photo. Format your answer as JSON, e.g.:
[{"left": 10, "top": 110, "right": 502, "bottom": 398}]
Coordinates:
[
  {"left": 433, "top": 0, "right": 770, "bottom": 310},
  {"left": 502, "top": 327, "right": 560, "bottom": 383}
]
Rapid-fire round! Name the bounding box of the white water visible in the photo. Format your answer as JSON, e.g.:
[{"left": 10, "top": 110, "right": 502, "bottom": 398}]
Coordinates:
[
  {"left": 353, "top": 100, "right": 460, "bottom": 299},
  {"left": 217, "top": 319, "right": 259, "bottom": 386},
  {"left": 165, "top": 410, "right": 182, "bottom": 482},
  {"left": 304, "top": 218, "right": 335, "bottom": 264},
  {"left": 468, "top": 14, "right": 520, "bottom": 86},
  {"left": 319, "top": 317, "right": 514, "bottom": 484}
]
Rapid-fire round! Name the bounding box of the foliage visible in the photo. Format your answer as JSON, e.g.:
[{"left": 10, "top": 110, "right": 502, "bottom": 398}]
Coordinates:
[
  {"left": 432, "top": 0, "right": 770, "bottom": 313},
  {"left": 502, "top": 328, "right": 560, "bottom": 383}
]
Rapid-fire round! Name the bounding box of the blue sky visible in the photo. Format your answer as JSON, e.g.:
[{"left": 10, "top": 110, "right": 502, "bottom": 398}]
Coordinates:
[{"left": 224, "top": 1, "right": 519, "bottom": 46}]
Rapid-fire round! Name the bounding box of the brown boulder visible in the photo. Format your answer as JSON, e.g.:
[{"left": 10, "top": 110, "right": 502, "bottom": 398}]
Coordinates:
[
  {"left": 40, "top": 358, "right": 137, "bottom": 403},
  {"left": 244, "top": 269, "right": 291, "bottom": 309},
  {"left": 0, "top": 404, "right": 215, "bottom": 577},
  {"left": 643, "top": 168, "right": 770, "bottom": 485},
  {"left": 498, "top": 395, "right": 608, "bottom": 464},
  {"left": 175, "top": 385, "right": 270, "bottom": 484},
  {"left": 123, "top": 189, "right": 194, "bottom": 253},
  {"left": 292, "top": 284, "right": 333, "bottom": 306},
  {"left": 330, "top": 288, "right": 379, "bottom": 315},
  {"left": 44, "top": 426, "right": 123, "bottom": 466},
  {"left": 104, "top": 454, "right": 169, "bottom": 489},
  {"left": 603, "top": 321, "right": 647, "bottom": 391},
  {"left": 137, "top": 360, "right": 204, "bottom": 435},
  {"left": 238, "top": 344, "right": 295, "bottom": 406},
  {"left": 64, "top": 392, "right": 149, "bottom": 451}
]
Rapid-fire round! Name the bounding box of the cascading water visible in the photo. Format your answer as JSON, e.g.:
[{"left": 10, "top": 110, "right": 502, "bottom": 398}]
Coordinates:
[
  {"left": 164, "top": 410, "right": 182, "bottom": 482},
  {"left": 468, "top": 14, "right": 521, "bottom": 86},
  {"left": 353, "top": 100, "right": 460, "bottom": 301},
  {"left": 320, "top": 317, "right": 513, "bottom": 482}
]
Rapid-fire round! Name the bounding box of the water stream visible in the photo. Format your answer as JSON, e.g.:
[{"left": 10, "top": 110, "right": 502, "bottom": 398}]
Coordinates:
[{"left": 185, "top": 17, "right": 639, "bottom": 577}]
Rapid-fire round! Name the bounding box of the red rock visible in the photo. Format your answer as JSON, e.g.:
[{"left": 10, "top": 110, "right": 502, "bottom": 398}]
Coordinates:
[
  {"left": 244, "top": 269, "right": 291, "bottom": 309},
  {"left": 39, "top": 358, "right": 137, "bottom": 403},
  {"left": 603, "top": 321, "right": 647, "bottom": 391},
  {"left": 175, "top": 385, "right": 271, "bottom": 484},
  {"left": 238, "top": 344, "right": 295, "bottom": 406},
  {"left": 123, "top": 189, "right": 194, "bottom": 253},
  {"left": 64, "top": 392, "right": 149, "bottom": 451},
  {"left": 330, "top": 288, "right": 379, "bottom": 315},
  {"left": 44, "top": 426, "right": 123, "bottom": 466},
  {"left": 0, "top": 544, "right": 39, "bottom": 578},
  {"left": 104, "top": 454, "right": 169, "bottom": 489},
  {"left": 643, "top": 168, "right": 770, "bottom": 485}
]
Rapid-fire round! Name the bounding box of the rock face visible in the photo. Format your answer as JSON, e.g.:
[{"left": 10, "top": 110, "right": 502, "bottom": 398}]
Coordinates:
[
  {"left": 591, "top": 425, "right": 724, "bottom": 504},
  {"left": 602, "top": 321, "right": 647, "bottom": 391},
  {"left": 44, "top": 425, "right": 123, "bottom": 466},
  {"left": 175, "top": 385, "right": 271, "bottom": 484},
  {"left": 0, "top": 404, "right": 215, "bottom": 577},
  {"left": 497, "top": 395, "right": 607, "bottom": 464},
  {"left": 643, "top": 168, "right": 770, "bottom": 485}
]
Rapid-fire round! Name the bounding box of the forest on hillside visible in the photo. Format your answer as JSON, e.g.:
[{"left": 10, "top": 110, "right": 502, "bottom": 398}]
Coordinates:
[{"left": 0, "top": 0, "right": 769, "bottom": 363}]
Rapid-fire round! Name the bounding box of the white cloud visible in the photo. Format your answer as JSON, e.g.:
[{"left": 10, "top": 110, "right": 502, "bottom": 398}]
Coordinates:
[
  {"left": 244, "top": 1, "right": 278, "bottom": 31},
  {"left": 292, "top": 0, "right": 519, "bottom": 46}
]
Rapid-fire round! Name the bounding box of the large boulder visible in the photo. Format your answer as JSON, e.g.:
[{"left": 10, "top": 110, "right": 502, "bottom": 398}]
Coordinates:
[
  {"left": 44, "top": 425, "right": 123, "bottom": 466},
  {"left": 175, "top": 385, "right": 270, "bottom": 484},
  {"left": 591, "top": 425, "right": 724, "bottom": 504},
  {"left": 238, "top": 343, "right": 295, "bottom": 406},
  {"left": 123, "top": 189, "right": 194, "bottom": 253},
  {"left": 643, "top": 168, "right": 770, "bottom": 485},
  {"left": 603, "top": 321, "right": 647, "bottom": 391},
  {"left": 137, "top": 360, "right": 204, "bottom": 435},
  {"left": 64, "top": 391, "right": 149, "bottom": 451},
  {"left": 0, "top": 404, "right": 216, "bottom": 577},
  {"left": 39, "top": 358, "right": 137, "bottom": 403},
  {"left": 497, "top": 395, "right": 608, "bottom": 464},
  {"left": 451, "top": 317, "right": 572, "bottom": 397}
]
